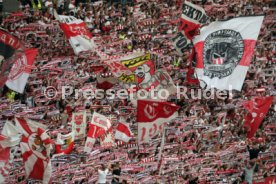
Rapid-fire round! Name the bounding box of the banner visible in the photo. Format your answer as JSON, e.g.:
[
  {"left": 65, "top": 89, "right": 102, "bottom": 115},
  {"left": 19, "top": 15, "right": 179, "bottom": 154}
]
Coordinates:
[
  {"left": 172, "top": 32, "right": 191, "bottom": 56},
  {"left": 137, "top": 100, "right": 179, "bottom": 143},
  {"left": 120, "top": 52, "right": 155, "bottom": 84},
  {"left": 90, "top": 112, "right": 112, "bottom": 130},
  {"left": 100, "top": 129, "right": 115, "bottom": 148},
  {"left": 194, "top": 16, "right": 264, "bottom": 90},
  {"left": 130, "top": 69, "right": 177, "bottom": 107},
  {"left": 102, "top": 59, "right": 133, "bottom": 83},
  {"left": 179, "top": 1, "right": 209, "bottom": 40},
  {"left": 138, "top": 68, "right": 176, "bottom": 92},
  {"left": 84, "top": 124, "right": 105, "bottom": 153},
  {"left": 173, "top": 1, "right": 208, "bottom": 56},
  {"left": 84, "top": 112, "right": 111, "bottom": 153},
  {"left": 71, "top": 111, "right": 87, "bottom": 139}
]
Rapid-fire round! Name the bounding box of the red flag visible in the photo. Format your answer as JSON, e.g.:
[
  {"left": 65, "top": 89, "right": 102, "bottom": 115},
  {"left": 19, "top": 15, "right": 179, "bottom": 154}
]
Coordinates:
[
  {"left": 0, "top": 28, "right": 23, "bottom": 87},
  {"left": 55, "top": 132, "right": 74, "bottom": 155},
  {"left": 100, "top": 128, "right": 115, "bottom": 148},
  {"left": 243, "top": 96, "right": 273, "bottom": 138},
  {"left": 253, "top": 175, "right": 276, "bottom": 184},
  {"left": 6, "top": 48, "right": 38, "bottom": 93},
  {"left": 114, "top": 122, "right": 133, "bottom": 143},
  {"left": 84, "top": 124, "right": 106, "bottom": 152},
  {"left": 14, "top": 118, "right": 52, "bottom": 183},
  {"left": 264, "top": 176, "right": 276, "bottom": 184},
  {"left": 84, "top": 112, "right": 111, "bottom": 153},
  {"left": 137, "top": 100, "right": 179, "bottom": 143}
]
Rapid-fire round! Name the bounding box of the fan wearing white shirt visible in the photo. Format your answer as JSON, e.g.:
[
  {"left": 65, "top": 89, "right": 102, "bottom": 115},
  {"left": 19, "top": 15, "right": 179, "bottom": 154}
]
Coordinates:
[
  {"left": 44, "top": 0, "right": 53, "bottom": 7},
  {"left": 84, "top": 12, "right": 94, "bottom": 29},
  {"left": 98, "top": 164, "right": 111, "bottom": 184}
]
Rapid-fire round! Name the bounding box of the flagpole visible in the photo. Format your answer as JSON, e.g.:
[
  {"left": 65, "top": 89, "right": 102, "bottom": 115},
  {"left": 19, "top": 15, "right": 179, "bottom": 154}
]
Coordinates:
[
  {"left": 158, "top": 126, "right": 166, "bottom": 161},
  {"left": 219, "top": 113, "right": 226, "bottom": 141},
  {"left": 158, "top": 125, "right": 167, "bottom": 176}
]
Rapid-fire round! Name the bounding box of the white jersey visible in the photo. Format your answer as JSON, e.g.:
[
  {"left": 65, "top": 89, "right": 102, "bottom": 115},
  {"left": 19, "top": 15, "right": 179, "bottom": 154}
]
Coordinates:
[{"left": 98, "top": 169, "right": 109, "bottom": 184}]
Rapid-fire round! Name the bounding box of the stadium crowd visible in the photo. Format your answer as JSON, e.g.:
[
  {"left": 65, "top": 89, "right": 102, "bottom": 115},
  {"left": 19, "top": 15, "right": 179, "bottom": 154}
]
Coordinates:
[{"left": 0, "top": 0, "right": 275, "bottom": 183}]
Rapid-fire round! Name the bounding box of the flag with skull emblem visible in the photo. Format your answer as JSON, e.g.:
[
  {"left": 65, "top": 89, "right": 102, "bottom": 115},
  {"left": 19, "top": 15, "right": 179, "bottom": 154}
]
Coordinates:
[
  {"left": 137, "top": 100, "right": 179, "bottom": 143},
  {"left": 243, "top": 96, "right": 273, "bottom": 138},
  {"left": 14, "top": 118, "right": 52, "bottom": 184},
  {"left": 193, "top": 16, "right": 264, "bottom": 91}
]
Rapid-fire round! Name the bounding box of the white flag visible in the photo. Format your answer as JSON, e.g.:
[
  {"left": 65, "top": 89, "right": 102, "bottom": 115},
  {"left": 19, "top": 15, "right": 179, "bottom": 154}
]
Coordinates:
[
  {"left": 56, "top": 14, "right": 96, "bottom": 55},
  {"left": 193, "top": 16, "right": 264, "bottom": 91}
]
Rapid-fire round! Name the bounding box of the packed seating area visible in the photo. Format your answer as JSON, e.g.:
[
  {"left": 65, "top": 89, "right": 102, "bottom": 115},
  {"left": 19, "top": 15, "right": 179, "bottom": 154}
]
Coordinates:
[{"left": 0, "top": 0, "right": 275, "bottom": 183}]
